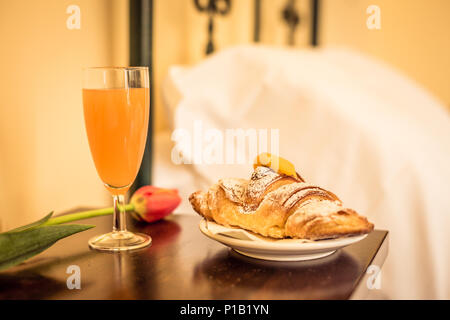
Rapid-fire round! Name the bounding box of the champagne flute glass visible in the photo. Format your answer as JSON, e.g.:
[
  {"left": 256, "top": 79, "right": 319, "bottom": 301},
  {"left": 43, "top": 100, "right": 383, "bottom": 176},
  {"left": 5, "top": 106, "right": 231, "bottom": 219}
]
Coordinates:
[{"left": 82, "top": 67, "right": 152, "bottom": 251}]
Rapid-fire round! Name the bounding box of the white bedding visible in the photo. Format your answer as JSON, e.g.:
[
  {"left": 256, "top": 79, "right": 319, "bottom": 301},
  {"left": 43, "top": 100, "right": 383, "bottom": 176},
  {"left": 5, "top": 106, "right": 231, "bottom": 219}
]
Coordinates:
[{"left": 157, "top": 45, "right": 450, "bottom": 299}]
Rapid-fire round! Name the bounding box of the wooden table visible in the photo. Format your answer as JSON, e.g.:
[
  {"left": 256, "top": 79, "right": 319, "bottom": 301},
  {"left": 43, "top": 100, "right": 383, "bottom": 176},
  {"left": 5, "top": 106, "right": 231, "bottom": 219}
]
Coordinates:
[{"left": 0, "top": 214, "right": 388, "bottom": 300}]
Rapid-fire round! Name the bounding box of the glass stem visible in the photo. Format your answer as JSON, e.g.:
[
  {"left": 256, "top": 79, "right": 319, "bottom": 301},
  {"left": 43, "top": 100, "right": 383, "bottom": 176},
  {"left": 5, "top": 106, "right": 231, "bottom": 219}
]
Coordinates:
[{"left": 113, "top": 194, "right": 127, "bottom": 233}]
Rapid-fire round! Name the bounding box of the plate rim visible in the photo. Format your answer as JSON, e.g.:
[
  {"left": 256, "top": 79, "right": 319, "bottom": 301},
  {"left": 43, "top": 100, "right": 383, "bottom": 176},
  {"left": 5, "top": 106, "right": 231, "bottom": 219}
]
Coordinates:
[{"left": 199, "top": 219, "right": 368, "bottom": 252}]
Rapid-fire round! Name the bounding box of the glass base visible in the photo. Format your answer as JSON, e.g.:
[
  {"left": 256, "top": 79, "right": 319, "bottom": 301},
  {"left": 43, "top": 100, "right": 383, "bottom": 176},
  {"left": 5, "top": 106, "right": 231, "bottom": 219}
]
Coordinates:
[{"left": 88, "top": 231, "right": 152, "bottom": 252}]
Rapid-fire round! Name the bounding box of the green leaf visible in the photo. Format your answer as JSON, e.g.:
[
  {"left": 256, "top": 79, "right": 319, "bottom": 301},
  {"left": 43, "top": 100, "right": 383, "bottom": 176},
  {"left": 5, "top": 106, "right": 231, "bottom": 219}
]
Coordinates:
[
  {"left": 3, "top": 212, "right": 54, "bottom": 234},
  {"left": 0, "top": 224, "right": 94, "bottom": 271}
]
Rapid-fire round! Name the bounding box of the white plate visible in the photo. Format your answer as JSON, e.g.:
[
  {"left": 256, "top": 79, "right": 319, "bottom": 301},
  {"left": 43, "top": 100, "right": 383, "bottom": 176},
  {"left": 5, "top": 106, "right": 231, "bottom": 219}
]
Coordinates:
[{"left": 199, "top": 220, "right": 368, "bottom": 261}]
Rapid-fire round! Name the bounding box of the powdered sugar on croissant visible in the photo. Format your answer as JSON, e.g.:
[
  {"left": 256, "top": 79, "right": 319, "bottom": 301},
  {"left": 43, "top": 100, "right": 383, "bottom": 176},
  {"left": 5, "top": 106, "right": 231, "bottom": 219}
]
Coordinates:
[{"left": 189, "top": 166, "right": 374, "bottom": 240}]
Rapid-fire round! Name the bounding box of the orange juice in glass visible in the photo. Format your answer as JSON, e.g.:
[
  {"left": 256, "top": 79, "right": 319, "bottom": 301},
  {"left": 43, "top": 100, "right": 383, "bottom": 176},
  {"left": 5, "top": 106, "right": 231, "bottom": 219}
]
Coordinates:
[{"left": 82, "top": 67, "right": 151, "bottom": 251}]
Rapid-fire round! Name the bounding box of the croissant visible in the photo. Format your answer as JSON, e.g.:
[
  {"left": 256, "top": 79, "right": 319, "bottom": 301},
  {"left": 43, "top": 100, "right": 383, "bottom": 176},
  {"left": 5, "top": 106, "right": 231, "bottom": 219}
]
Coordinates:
[{"left": 189, "top": 166, "right": 374, "bottom": 240}]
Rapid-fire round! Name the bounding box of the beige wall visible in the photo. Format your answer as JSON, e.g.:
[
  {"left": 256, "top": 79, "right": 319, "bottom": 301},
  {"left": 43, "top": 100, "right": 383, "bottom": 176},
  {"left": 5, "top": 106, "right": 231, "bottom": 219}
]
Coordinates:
[
  {"left": 321, "top": 0, "right": 450, "bottom": 108},
  {"left": 0, "top": 0, "right": 129, "bottom": 230}
]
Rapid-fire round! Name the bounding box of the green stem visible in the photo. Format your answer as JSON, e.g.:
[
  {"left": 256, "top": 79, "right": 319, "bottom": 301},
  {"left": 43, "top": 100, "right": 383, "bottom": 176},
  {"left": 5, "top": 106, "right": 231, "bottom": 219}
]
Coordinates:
[{"left": 43, "top": 204, "right": 135, "bottom": 226}]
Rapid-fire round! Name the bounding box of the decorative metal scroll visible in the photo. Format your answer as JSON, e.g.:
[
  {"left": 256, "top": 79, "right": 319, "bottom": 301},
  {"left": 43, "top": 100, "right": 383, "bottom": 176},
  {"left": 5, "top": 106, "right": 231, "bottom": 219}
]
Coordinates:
[
  {"left": 282, "top": 0, "right": 300, "bottom": 46},
  {"left": 193, "top": 0, "right": 232, "bottom": 54}
]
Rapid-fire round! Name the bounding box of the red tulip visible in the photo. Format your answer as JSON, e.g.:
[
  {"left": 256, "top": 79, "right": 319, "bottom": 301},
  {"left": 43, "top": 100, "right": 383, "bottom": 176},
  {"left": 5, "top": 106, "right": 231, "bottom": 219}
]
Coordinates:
[{"left": 130, "top": 186, "right": 181, "bottom": 223}]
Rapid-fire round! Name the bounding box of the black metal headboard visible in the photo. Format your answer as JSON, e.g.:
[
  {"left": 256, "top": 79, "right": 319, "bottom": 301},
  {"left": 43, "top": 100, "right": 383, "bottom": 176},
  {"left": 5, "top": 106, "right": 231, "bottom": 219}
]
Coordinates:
[
  {"left": 129, "top": 0, "right": 153, "bottom": 192},
  {"left": 129, "top": 0, "right": 320, "bottom": 190},
  {"left": 192, "top": 0, "right": 321, "bottom": 54}
]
